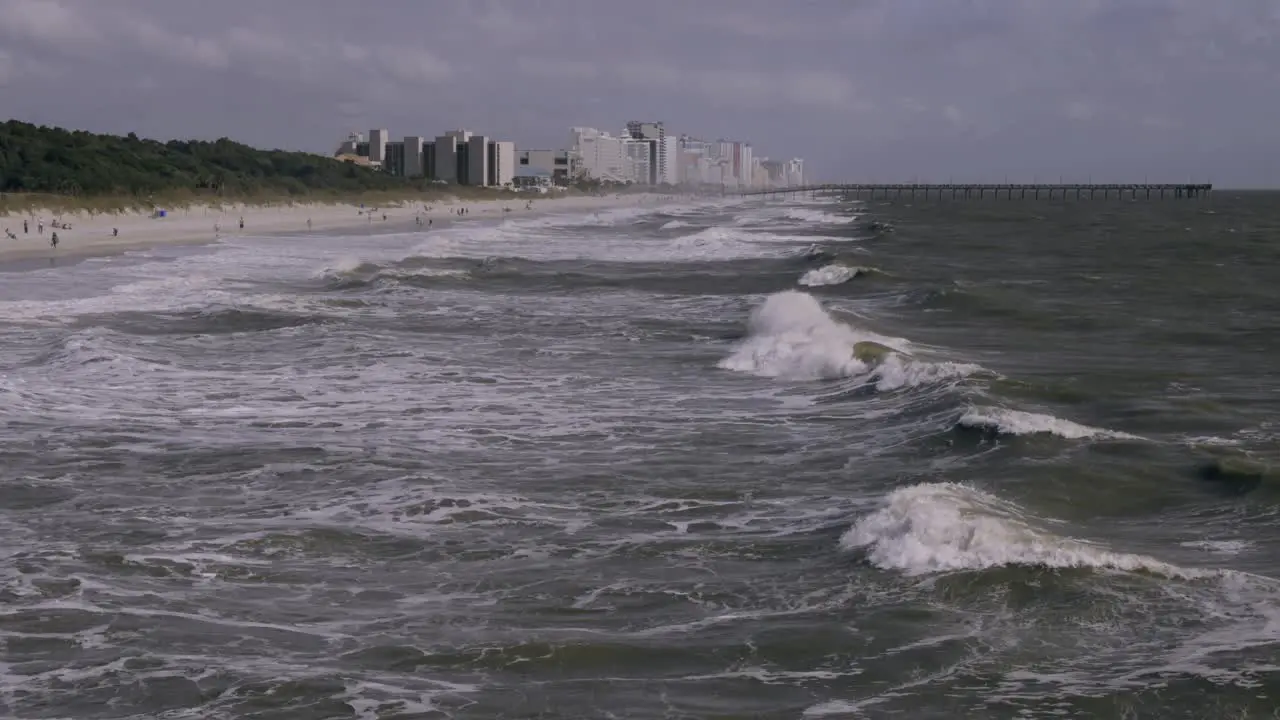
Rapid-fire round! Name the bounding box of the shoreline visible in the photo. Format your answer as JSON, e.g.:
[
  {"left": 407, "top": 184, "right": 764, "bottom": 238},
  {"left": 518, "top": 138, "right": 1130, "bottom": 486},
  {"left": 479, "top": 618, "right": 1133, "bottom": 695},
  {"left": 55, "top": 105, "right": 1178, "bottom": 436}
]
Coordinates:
[{"left": 0, "top": 193, "right": 686, "bottom": 267}]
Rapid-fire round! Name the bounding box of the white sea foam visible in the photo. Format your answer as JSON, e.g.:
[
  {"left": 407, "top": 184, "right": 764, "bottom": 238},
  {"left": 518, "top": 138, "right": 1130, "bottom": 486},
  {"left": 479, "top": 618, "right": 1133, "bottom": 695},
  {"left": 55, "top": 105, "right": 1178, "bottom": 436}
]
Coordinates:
[
  {"left": 841, "top": 483, "right": 1207, "bottom": 577},
  {"left": 1183, "top": 435, "right": 1242, "bottom": 447},
  {"left": 404, "top": 217, "right": 808, "bottom": 263},
  {"left": 1180, "top": 540, "right": 1252, "bottom": 555},
  {"left": 315, "top": 256, "right": 381, "bottom": 280},
  {"left": 785, "top": 207, "right": 856, "bottom": 225},
  {"left": 731, "top": 201, "right": 856, "bottom": 230},
  {"left": 872, "top": 354, "right": 983, "bottom": 392},
  {"left": 958, "top": 407, "right": 1141, "bottom": 441},
  {"left": 660, "top": 219, "right": 691, "bottom": 230},
  {"left": 718, "top": 291, "right": 896, "bottom": 380},
  {"left": 799, "top": 264, "right": 863, "bottom": 287},
  {"left": 663, "top": 226, "right": 814, "bottom": 260},
  {"left": 718, "top": 291, "right": 981, "bottom": 390},
  {"left": 0, "top": 224, "right": 427, "bottom": 324}
]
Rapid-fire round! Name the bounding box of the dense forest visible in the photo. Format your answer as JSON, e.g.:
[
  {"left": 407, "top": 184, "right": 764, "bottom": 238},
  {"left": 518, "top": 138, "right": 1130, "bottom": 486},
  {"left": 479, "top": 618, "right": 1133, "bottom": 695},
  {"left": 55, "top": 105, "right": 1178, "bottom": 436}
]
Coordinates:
[{"left": 0, "top": 120, "right": 430, "bottom": 199}]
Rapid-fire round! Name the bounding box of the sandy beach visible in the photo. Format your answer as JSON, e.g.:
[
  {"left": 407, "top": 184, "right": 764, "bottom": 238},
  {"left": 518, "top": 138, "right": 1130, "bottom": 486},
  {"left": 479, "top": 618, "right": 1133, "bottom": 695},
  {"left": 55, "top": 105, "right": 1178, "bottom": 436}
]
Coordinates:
[{"left": 0, "top": 192, "right": 677, "bottom": 265}]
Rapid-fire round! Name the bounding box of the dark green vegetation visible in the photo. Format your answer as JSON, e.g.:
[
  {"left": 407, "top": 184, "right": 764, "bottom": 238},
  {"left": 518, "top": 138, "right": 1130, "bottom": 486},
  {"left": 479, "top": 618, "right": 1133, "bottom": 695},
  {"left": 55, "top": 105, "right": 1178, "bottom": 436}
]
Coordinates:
[{"left": 0, "top": 120, "right": 510, "bottom": 210}]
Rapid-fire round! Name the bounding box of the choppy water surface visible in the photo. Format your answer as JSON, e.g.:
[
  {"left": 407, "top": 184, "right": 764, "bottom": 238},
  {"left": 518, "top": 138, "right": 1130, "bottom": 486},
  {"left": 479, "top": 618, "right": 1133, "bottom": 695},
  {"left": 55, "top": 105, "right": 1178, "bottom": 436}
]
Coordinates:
[{"left": 2, "top": 193, "right": 1279, "bottom": 718}]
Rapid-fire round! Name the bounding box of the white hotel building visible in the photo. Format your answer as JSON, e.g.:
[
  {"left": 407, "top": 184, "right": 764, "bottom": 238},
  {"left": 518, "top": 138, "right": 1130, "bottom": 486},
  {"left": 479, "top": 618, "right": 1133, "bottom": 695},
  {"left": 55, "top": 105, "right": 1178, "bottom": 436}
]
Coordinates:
[
  {"left": 569, "top": 123, "right": 680, "bottom": 186},
  {"left": 569, "top": 127, "right": 630, "bottom": 183}
]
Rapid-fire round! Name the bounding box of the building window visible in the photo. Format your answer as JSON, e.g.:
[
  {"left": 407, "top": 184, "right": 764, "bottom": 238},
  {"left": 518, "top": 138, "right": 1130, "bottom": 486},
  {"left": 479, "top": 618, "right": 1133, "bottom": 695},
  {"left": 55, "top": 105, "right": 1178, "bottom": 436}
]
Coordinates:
[
  {"left": 520, "top": 157, "right": 529, "bottom": 165},
  {"left": 554, "top": 157, "right": 567, "bottom": 165}
]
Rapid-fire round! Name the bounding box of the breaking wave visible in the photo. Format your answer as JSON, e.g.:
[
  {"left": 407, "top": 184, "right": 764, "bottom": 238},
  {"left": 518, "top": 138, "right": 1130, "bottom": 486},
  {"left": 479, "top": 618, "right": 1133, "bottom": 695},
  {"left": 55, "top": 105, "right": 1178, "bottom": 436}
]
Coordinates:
[
  {"left": 957, "top": 407, "right": 1142, "bottom": 441},
  {"left": 661, "top": 227, "right": 818, "bottom": 261},
  {"left": 799, "top": 264, "right": 866, "bottom": 287},
  {"left": 785, "top": 207, "right": 856, "bottom": 225},
  {"left": 841, "top": 483, "right": 1210, "bottom": 578},
  {"left": 318, "top": 257, "right": 470, "bottom": 289},
  {"left": 717, "top": 291, "right": 981, "bottom": 390}
]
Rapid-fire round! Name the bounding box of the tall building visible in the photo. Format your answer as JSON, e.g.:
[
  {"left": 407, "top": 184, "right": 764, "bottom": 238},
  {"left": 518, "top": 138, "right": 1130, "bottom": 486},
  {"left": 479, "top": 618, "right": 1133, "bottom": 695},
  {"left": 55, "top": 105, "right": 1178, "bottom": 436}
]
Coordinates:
[
  {"left": 368, "top": 128, "right": 388, "bottom": 168},
  {"left": 677, "top": 150, "right": 700, "bottom": 186},
  {"left": 404, "top": 136, "right": 425, "bottom": 177},
  {"left": 624, "top": 120, "right": 672, "bottom": 185},
  {"left": 382, "top": 140, "right": 405, "bottom": 176},
  {"left": 735, "top": 141, "right": 746, "bottom": 185},
  {"left": 712, "top": 140, "right": 755, "bottom": 187},
  {"left": 660, "top": 136, "right": 679, "bottom": 185},
  {"left": 433, "top": 134, "right": 458, "bottom": 183},
  {"left": 677, "top": 136, "right": 715, "bottom": 186},
  {"left": 623, "top": 140, "right": 652, "bottom": 185},
  {"left": 751, "top": 157, "right": 767, "bottom": 189},
  {"left": 488, "top": 141, "right": 515, "bottom": 187},
  {"left": 570, "top": 127, "right": 628, "bottom": 182},
  {"left": 761, "top": 159, "right": 786, "bottom": 187},
  {"left": 466, "top": 135, "right": 490, "bottom": 186},
  {"left": 710, "top": 140, "right": 737, "bottom": 185},
  {"left": 785, "top": 158, "right": 805, "bottom": 187}
]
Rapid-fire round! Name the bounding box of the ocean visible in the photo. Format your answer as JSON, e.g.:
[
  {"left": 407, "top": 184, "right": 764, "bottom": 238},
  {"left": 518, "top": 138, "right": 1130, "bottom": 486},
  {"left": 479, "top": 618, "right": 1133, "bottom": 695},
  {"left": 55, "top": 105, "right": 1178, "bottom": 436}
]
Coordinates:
[{"left": 1, "top": 193, "right": 1278, "bottom": 718}]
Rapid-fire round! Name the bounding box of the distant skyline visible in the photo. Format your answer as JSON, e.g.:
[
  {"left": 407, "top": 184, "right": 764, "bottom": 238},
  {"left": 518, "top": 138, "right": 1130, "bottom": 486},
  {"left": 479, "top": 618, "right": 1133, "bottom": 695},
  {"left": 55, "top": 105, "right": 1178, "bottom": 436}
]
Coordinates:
[{"left": 2, "top": 0, "right": 1277, "bottom": 186}]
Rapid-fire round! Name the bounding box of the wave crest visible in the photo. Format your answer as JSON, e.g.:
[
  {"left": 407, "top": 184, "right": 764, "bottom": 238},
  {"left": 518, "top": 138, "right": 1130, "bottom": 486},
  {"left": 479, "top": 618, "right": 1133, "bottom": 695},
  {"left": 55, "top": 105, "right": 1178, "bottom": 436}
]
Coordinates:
[
  {"left": 958, "top": 407, "right": 1140, "bottom": 440},
  {"left": 785, "top": 207, "right": 856, "bottom": 225},
  {"left": 718, "top": 291, "right": 980, "bottom": 390},
  {"left": 799, "top": 264, "right": 865, "bottom": 287},
  {"left": 841, "top": 483, "right": 1207, "bottom": 578}
]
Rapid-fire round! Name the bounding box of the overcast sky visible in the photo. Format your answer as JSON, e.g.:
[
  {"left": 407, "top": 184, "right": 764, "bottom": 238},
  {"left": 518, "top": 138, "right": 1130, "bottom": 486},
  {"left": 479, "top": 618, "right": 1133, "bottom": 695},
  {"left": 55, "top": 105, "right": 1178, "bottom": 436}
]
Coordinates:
[{"left": 1, "top": 0, "right": 1277, "bottom": 186}]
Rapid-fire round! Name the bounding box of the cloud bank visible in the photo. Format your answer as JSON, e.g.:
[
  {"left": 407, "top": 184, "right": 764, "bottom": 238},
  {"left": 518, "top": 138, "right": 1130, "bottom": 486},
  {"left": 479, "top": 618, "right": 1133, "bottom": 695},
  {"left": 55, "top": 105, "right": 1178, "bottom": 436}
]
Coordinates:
[{"left": 1, "top": 0, "right": 1277, "bottom": 184}]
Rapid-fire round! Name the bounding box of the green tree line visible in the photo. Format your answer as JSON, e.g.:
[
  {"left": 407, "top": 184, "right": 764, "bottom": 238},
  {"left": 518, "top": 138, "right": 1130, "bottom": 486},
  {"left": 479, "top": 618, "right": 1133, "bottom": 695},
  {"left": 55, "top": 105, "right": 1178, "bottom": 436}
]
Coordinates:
[{"left": 0, "top": 120, "right": 431, "bottom": 198}]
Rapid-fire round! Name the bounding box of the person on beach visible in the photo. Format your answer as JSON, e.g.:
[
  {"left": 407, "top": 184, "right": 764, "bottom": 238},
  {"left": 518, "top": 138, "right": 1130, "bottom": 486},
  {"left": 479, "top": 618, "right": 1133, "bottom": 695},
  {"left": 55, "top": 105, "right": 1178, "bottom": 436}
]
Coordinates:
[
  {"left": 112, "top": 228, "right": 118, "bottom": 237},
  {"left": 38, "top": 219, "right": 44, "bottom": 235},
  {"left": 23, "top": 219, "right": 28, "bottom": 234},
  {"left": 307, "top": 218, "right": 312, "bottom": 230},
  {"left": 50, "top": 232, "right": 58, "bottom": 249},
  {"left": 239, "top": 216, "right": 244, "bottom": 230}
]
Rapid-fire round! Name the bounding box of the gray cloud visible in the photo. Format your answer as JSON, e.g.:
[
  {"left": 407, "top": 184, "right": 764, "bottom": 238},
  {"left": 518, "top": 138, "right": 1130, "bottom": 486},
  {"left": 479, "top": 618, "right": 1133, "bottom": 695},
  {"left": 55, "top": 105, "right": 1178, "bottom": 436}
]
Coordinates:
[{"left": 1, "top": 0, "right": 1277, "bottom": 185}]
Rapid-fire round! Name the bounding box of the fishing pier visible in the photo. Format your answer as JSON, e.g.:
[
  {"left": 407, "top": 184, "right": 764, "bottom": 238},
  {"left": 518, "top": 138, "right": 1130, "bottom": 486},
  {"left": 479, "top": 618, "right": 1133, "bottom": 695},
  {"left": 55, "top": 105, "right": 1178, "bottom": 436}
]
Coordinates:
[{"left": 740, "top": 183, "right": 1212, "bottom": 201}]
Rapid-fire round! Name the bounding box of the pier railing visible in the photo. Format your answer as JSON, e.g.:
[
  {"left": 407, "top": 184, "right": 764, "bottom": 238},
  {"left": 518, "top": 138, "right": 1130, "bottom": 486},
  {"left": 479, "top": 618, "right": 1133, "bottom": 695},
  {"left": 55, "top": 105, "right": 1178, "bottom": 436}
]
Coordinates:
[{"left": 739, "top": 183, "right": 1212, "bottom": 200}]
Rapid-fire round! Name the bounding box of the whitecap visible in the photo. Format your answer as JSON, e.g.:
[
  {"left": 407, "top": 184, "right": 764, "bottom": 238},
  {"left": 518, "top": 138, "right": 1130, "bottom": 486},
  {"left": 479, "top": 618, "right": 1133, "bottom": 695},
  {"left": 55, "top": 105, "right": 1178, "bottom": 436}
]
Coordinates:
[
  {"left": 785, "top": 207, "right": 856, "bottom": 225},
  {"left": 1180, "top": 540, "right": 1252, "bottom": 555},
  {"left": 798, "top": 264, "right": 863, "bottom": 287},
  {"left": 718, "top": 291, "right": 981, "bottom": 390},
  {"left": 958, "top": 407, "right": 1140, "bottom": 441},
  {"left": 841, "top": 482, "right": 1206, "bottom": 578}
]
